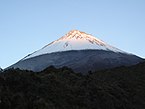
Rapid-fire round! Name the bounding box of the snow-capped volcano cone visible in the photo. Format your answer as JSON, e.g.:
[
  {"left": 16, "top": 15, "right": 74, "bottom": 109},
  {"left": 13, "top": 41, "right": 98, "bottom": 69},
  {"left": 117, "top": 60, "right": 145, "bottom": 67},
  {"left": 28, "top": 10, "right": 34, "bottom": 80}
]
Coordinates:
[
  {"left": 23, "top": 30, "right": 124, "bottom": 60},
  {"left": 8, "top": 30, "right": 144, "bottom": 73}
]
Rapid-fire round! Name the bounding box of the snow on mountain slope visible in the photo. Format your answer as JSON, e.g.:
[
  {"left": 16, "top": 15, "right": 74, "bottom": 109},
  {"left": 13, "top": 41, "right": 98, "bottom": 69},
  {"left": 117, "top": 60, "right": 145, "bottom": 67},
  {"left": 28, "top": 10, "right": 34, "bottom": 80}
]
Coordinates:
[{"left": 23, "top": 30, "right": 125, "bottom": 60}]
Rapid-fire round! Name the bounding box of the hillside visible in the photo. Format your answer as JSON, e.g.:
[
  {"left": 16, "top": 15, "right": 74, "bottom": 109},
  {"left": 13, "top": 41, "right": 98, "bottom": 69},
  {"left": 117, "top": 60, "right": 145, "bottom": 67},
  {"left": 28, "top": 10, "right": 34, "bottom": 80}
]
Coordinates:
[{"left": 0, "top": 62, "right": 145, "bottom": 109}]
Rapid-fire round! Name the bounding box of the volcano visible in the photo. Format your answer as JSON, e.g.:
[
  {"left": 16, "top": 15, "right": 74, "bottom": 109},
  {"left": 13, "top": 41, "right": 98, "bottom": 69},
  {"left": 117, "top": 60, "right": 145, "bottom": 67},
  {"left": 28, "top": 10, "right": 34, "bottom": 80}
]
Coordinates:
[{"left": 8, "top": 30, "right": 144, "bottom": 73}]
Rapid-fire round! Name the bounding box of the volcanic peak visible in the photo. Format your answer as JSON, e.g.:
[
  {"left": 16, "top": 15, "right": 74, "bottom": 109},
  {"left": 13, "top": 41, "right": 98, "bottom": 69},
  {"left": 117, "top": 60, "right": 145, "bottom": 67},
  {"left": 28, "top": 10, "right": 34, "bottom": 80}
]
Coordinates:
[
  {"left": 57, "top": 30, "right": 106, "bottom": 46},
  {"left": 23, "top": 30, "right": 125, "bottom": 60}
]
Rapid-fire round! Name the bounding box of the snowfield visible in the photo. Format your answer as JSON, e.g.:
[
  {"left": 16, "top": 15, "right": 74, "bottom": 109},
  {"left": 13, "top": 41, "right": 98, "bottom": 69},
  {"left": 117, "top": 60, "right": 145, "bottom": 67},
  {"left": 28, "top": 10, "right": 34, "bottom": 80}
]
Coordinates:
[{"left": 23, "top": 30, "right": 125, "bottom": 60}]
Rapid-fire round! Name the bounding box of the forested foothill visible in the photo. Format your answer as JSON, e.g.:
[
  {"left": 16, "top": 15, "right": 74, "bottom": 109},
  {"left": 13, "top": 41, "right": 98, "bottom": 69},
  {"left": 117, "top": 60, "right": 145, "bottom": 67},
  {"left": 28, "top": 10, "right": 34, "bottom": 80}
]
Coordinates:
[{"left": 0, "top": 62, "right": 145, "bottom": 109}]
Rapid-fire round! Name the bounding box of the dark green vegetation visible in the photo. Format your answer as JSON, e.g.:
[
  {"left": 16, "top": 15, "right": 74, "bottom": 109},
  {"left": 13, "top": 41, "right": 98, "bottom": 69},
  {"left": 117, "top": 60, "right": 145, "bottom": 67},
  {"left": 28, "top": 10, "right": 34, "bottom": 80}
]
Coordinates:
[{"left": 0, "top": 62, "right": 145, "bottom": 109}]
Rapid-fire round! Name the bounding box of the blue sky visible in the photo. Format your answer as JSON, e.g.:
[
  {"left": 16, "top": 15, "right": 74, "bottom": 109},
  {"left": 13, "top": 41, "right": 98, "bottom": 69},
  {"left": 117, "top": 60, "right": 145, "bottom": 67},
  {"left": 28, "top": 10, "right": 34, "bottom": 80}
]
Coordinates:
[{"left": 0, "top": 0, "right": 145, "bottom": 68}]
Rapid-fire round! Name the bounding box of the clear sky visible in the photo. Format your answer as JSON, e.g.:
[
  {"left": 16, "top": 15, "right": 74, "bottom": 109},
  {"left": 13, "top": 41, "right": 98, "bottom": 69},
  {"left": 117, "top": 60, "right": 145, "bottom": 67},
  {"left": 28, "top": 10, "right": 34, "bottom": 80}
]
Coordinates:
[{"left": 0, "top": 0, "right": 145, "bottom": 68}]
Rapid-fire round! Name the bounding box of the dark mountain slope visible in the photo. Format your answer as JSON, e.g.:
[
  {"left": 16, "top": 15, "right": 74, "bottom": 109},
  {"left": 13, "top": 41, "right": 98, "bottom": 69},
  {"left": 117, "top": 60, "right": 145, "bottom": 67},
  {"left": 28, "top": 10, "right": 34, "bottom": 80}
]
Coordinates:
[
  {"left": 1, "top": 61, "right": 145, "bottom": 109},
  {"left": 9, "top": 50, "right": 143, "bottom": 73}
]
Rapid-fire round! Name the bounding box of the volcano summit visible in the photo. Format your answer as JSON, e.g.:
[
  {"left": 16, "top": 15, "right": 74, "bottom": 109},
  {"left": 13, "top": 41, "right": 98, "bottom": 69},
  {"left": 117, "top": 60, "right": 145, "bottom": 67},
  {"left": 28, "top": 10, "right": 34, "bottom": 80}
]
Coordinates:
[
  {"left": 9, "top": 30, "right": 143, "bottom": 73},
  {"left": 23, "top": 30, "right": 123, "bottom": 60}
]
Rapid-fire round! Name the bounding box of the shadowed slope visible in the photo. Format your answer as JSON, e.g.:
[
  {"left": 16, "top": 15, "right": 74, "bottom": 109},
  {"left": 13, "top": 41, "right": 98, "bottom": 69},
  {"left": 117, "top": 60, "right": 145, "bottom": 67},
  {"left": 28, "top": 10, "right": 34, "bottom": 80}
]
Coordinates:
[{"left": 9, "top": 50, "right": 143, "bottom": 73}]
